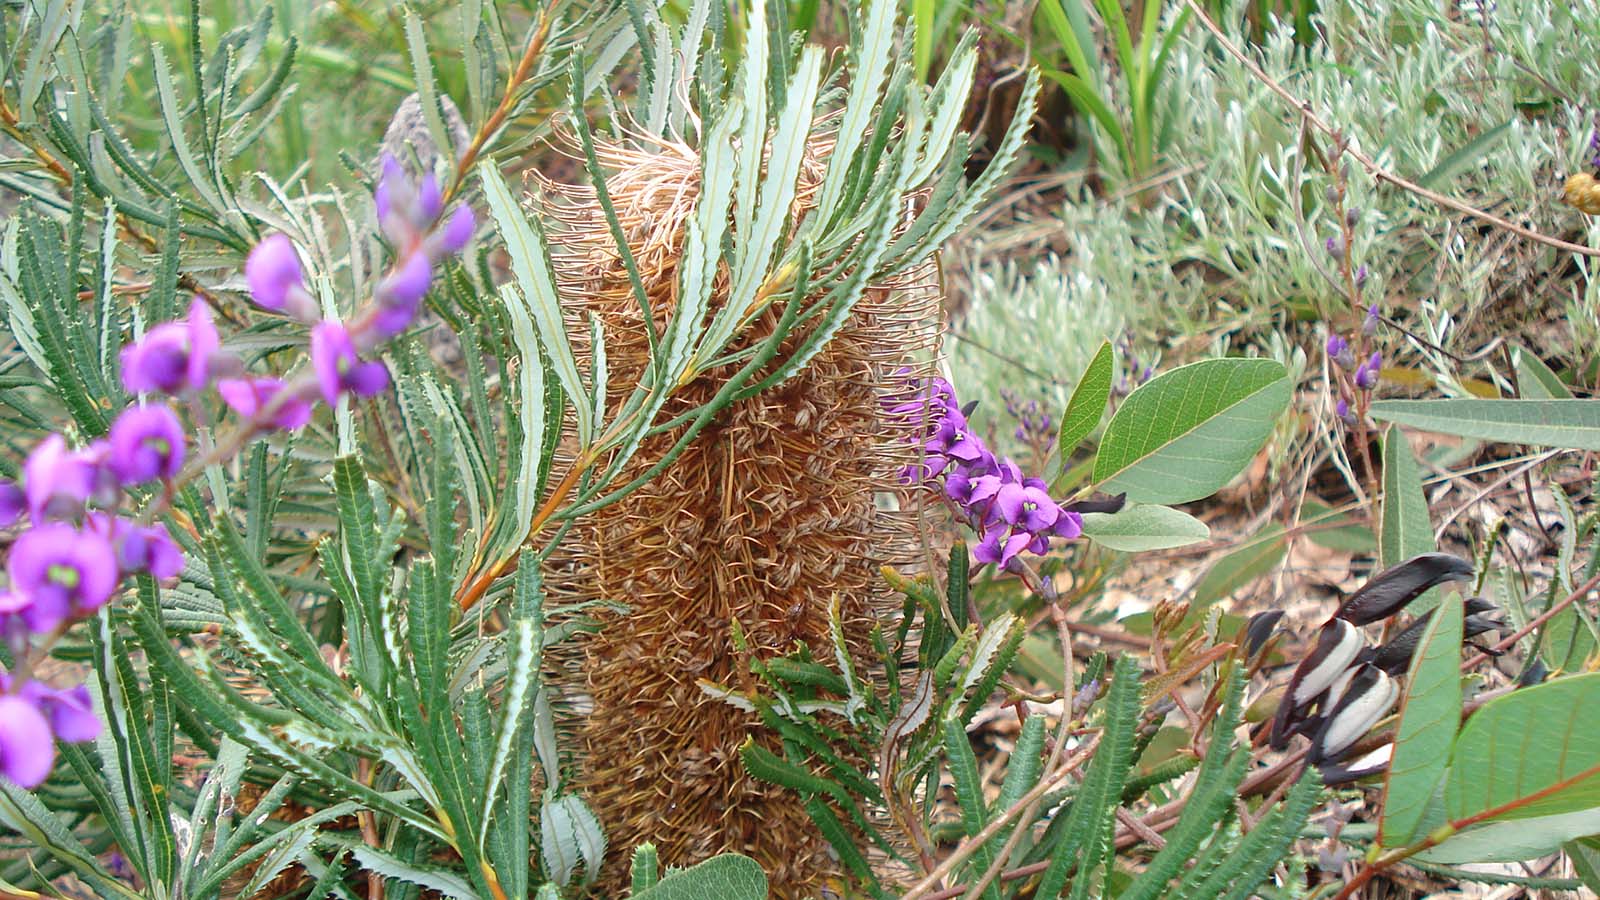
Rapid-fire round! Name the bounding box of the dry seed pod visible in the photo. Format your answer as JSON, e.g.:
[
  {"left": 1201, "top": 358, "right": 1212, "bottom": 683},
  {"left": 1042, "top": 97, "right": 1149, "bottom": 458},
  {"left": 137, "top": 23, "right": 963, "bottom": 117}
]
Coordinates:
[
  {"left": 539, "top": 132, "right": 939, "bottom": 897},
  {"left": 1319, "top": 742, "right": 1394, "bottom": 785},
  {"left": 1333, "top": 553, "right": 1474, "bottom": 626}
]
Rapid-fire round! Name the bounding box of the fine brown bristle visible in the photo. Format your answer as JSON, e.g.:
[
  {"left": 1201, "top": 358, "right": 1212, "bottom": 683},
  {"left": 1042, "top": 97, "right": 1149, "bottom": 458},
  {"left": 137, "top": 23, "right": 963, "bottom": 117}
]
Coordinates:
[{"left": 538, "top": 125, "right": 939, "bottom": 898}]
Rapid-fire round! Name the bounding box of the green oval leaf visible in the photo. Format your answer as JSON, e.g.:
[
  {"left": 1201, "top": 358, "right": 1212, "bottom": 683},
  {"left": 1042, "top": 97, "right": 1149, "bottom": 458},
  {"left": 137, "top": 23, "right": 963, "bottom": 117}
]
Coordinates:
[
  {"left": 630, "top": 854, "right": 769, "bottom": 900},
  {"left": 1057, "top": 340, "right": 1115, "bottom": 454},
  {"left": 1445, "top": 673, "right": 1600, "bottom": 828},
  {"left": 1080, "top": 504, "right": 1209, "bottom": 552},
  {"left": 1380, "top": 594, "right": 1463, "bottom": 848},
  {"left": 1093, "top": 358, "right": 1290, "bottom": 504},
  {"left": 1370, "top": 399, "right": 1600, "bottom": 451}
]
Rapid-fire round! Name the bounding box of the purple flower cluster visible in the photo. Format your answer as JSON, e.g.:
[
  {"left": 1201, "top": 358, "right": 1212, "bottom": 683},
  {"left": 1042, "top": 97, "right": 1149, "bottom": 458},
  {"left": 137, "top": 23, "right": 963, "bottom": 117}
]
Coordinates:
[
  {"left": 227, "top": 155, "right": 473, "bottom": 418},
  {"left": 1326, "top": 331, "right": 1382, "bottom": 426},
  {"left": 1001, "top": 389, "right": 1054, "bottom": 451},
  {"left": 0, "top": 406, "right": 191, "bottom": 785},
  {"left": 890, "top": 377, "right": 1082, "bottom": 568},
  {"left": 0, "top": 155, "right": 475, "bottom": 790}
]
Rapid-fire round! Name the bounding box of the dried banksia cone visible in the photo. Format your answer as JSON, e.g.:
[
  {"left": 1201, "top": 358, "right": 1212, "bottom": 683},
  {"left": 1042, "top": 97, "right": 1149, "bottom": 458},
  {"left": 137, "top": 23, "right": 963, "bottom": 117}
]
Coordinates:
[{"left": 540, "top": 127, "right": 940, "bottom": 896}]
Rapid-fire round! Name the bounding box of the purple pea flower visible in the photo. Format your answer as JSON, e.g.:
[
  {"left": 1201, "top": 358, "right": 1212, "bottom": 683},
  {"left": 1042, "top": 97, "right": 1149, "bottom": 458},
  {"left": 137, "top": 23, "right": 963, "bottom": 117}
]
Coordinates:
[
  {"left": 1355, "top": 352, "right": 1381, "bottom": 390},
  {"left": 245, "top": 235, "right": 319, "bottom": 321},
  {"left": 1362, "top": 302, "right": 1380, "bottom": 334},
  {"left": 19, "top": 682, "right": 100, "bottom": 743},
  {"left": 996, "top": 483, "right": 1062, "bottom": 532},
  {"left": 108, "top": 404, "right": 185, "bottom": 485},
  {"left": 310, "top": 322, "right": 390, "bottom": 406},
  {"left": 120, "top": 300, "right": 222, "bottom": 395},
  {"left": 417, "top": 173, "right": 443, "bottom": 223},
  {"left": 0, "top": 481, "right": 21, "bottom": 528},
  {"left": 926, "top": 416, "right": 986, "bottom": 463},
  {"left": 217, "top": 378, "right": 314, "bottom": 431},
  {"left": 7, "top": 524, "right": 119, "bottom": 631},
  {"left": 0, "top": 695, "right": 55, "bottom": 787},
  {"left": 22, "top": 435, "right": 94, "bottom": 522},
  {"left": 974, "top": 524, "right": 1033, "bottom": 567},
  {"left": 90, "top": 514, "right": 183, "bottom": 580},
  {"left": 428, "top": 205, "right": 476, "bottom": 258},
  {"left": 369, "top": 251, "right": 434, "bottom": 340}
]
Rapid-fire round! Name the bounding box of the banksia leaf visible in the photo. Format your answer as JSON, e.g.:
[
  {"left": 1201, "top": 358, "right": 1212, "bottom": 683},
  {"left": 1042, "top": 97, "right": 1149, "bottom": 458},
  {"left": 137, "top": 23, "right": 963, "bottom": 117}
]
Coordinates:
[{"left": 1037, "top": 654, "right": 1142, "bottom": 898}]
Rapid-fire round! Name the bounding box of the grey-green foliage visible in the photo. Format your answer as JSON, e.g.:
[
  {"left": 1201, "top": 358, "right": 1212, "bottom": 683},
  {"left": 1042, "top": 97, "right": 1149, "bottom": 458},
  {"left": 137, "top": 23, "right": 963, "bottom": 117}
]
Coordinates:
[
  {"left": 957, "top": 0, "right": 1600, "bottom": 427},
  {"left": 947, "top": 252, "right": 1132, "bottom": 455},
  {"left": 725, "top": 551, "right": 1321, "bottom": 898}
]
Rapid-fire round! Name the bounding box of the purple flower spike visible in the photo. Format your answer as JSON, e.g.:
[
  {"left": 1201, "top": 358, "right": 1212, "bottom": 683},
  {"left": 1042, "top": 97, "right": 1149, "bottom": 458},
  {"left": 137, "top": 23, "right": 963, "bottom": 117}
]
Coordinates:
[
  {"left": 311, "top": 322, "right": 390, "bottom": 406},
  {"left": 23, "top": 435, "right": 93, "bottom": 522},
  {"left": 8, "top": 523, "right": 119, "bottom": 630},
  {"left": 0, "top": 481, "right": 24, "bottom": 528},
  {"left": 108, "top": 404, "right": 185, "bottom": 485},
  {"left": 20, "top": 683, "right": 100, "bottom": 743},
  {"left": 1325, "top": 335, "right": 1348, "bottom": 358},
  {"left": 0, "top": 695, "right": 55, "bottom": 787},
  {"left": 217, "top": 378, "right": 314, "bottom": 431}
]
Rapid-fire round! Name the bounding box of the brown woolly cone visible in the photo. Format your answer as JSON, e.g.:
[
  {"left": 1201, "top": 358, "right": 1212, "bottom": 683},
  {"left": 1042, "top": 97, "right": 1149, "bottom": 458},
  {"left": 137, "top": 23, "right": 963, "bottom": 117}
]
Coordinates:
[{"left": 536, "top": 133, "right": 941, "bottom": 897}]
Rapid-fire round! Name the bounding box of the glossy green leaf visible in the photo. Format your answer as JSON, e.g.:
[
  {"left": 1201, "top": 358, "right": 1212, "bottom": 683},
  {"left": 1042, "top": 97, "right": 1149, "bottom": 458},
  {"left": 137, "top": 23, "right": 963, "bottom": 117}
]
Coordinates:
[
  {"left": 1058, "top": 340, "right": 1115, "bottom": 454},
  {"left": 1094, "top": 358, "right": 1290, "bottom": 504},
  {"left": 1080, "top": 503, "right": 1209, "bottom": 552},
  {"left": 1370, "top": 399, "right": 1600, "bottom": 451},
  {"left": 1380, "top": 425, "right": 1438, "bottom": 612},
  {"left": 1380, "top": 594, "right": 1463, "bottom": 848}
]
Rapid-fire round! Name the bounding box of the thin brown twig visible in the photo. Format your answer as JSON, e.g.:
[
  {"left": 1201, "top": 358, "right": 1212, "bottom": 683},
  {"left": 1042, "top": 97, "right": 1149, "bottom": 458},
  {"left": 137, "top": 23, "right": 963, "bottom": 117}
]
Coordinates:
[{"left": 1182, "top": 0, "right": 1600, "bottom": 258}]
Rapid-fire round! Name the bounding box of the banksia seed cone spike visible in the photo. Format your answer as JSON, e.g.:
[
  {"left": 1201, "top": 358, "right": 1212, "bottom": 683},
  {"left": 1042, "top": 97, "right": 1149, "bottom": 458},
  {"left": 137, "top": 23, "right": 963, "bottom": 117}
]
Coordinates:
[{"left": 541, "top": 128, "right": 940, "bottom": 896}]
